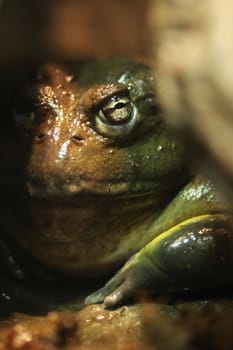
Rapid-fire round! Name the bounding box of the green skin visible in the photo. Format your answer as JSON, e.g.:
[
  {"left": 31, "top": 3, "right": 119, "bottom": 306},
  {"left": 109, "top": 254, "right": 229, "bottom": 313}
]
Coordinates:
[{"left": 1, "top": 58, "right": 233, "bottom": 309}]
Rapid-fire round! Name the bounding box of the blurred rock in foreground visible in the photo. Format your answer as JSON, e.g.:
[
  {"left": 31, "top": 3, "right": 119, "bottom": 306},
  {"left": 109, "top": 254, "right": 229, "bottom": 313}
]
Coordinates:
[
  {"left": 151, "top": 0, "right": 233, "bottom": 202},
  {"left": 1, "top": 301, "right": 233, "bottom": 350}
]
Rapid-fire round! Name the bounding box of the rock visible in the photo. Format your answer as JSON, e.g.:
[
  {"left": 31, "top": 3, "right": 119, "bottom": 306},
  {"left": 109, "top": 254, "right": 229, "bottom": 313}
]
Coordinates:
[
  {"left": 0, "top": 304, "right": 142, "bottom": 350},
  {"left": 1, "top": 300, "right": 233, "bottom": 350},
  {"left": 150, "top": 0, "right": 233, "bottom": 202}
]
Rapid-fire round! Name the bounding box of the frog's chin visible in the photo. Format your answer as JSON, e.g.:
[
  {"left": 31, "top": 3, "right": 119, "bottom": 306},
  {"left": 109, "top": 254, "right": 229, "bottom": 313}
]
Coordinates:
[{"left": 26, "top": 179, "right": 158, "bottom": 200}]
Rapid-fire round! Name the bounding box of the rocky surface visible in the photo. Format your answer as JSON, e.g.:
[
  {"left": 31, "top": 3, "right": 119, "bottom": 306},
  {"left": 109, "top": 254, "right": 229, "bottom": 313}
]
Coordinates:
[
  {"left": 0, "top": 304, "right": 142, "bottom": 350},
  {"left": 0, "top": 298, "right": 233, "bottom": 350}
]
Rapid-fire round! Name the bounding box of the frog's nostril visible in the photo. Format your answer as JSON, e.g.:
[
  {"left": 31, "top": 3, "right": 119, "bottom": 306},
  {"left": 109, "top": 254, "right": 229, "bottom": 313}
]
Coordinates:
[
  {"left": 35, "top": 132, "right": 48, "bottom": 143},
  {"left": 71, "top": 134, "right": 85, "bottom": 144}
]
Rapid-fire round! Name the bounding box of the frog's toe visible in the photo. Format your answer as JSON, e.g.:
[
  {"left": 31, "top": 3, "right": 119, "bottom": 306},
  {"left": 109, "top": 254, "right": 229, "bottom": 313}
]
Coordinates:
[
  {"left": 85, "top": 255, "right": 163, "bottom": 308},
  {"left": 85, "top": 278, "right": 131, "bottom": 308},
  {"left": 85, "top": 271, "right": 125, "bottom": 306},
  {"left": 84, "top": 288, "right": 107, "bottom": 305},
  {"left": 0, "top": 239, "right": 26, "bottom": 280},
  {"left": 103, "top": 278, "right": 134, "bottom": 308}
]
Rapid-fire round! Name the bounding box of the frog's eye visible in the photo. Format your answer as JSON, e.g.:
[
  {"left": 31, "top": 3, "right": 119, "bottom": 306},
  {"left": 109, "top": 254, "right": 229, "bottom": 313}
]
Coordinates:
[
  {"left": 99, "top": 96, "right": 132, "bottom": 124},
  {"left": 95, "top": 95, "right": 137, "bottom": 137},
  {"left": 12, "top": 108, "right": 37, "bottom": 132}
]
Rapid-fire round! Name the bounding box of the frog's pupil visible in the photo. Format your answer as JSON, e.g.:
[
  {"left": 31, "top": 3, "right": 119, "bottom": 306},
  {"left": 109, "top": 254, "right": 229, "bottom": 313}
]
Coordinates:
[
  {"left": 115, "top": 102, "right": 126, "bottom": 109},
  {"left": 105, "top": 103, "right": 131, "bottom": 124}
]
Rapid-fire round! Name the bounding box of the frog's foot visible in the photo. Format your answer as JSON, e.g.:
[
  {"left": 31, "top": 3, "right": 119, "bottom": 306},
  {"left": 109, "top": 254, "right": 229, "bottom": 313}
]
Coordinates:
[
  {"left": 0, "top": 239, "right": 26, "bottom": 280},
  {"left": 85, "top": 255, "right": 166, "bottom": 308},
  {"left": 0, "top": 237, "right": 57, "bottom": 283},
  {"left": 86, "top": 213, "right": 233, "bottom": 308}
]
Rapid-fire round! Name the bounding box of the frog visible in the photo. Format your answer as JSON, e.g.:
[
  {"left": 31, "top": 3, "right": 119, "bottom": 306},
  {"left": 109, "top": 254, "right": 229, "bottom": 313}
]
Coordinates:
[{"left": 0, "top": 57, "right": 233, "bottom": 309}]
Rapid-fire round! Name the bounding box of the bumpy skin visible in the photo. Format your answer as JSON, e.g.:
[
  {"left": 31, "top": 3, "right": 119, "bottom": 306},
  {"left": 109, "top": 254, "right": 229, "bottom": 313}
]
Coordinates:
[{"left": 0, "top": 58, "right": 233, "bottom": 308}]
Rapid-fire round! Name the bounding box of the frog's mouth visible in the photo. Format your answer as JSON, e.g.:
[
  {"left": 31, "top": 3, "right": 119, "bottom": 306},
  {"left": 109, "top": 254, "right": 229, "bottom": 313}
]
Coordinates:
[{"left": 26, "top": 177, "right": 160, "bottom": 201}]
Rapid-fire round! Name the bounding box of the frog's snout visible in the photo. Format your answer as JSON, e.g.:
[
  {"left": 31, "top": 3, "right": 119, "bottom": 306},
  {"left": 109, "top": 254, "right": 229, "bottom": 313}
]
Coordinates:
[
  {"left": 34, "top": 125, "right": 86, "bottom": 147},
  {"left": 70, "top": 134, "right": 86, "bottom": 147},
  {"left": 34, "top": 132, "right": 86, "bottom": 146}
]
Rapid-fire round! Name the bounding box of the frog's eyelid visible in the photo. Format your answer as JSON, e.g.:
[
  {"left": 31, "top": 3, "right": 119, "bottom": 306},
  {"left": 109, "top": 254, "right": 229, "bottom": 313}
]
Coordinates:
[
  {"left": 12, "top": 104, "right": 54, "bottom": 127},
  {"left": 91, "top": 88, "right": 130, "bottom": 112},
  {"left": 12, "top": 107, "right": 35, "bottom": 121},
  {"left": 134, "top": 92, "right": 157, "bottom": 104},
  {"left": 102, "top": 98, "right": 130, "bottom": 112},
  {"left": 135, "top": 93, "right": 161, "bottom": 114}
]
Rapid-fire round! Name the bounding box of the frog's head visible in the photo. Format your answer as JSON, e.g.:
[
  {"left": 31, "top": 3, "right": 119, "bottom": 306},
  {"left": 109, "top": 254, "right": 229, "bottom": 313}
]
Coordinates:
[
  {"left": 12, "top": 58, "right": 187, "bottom": 200},
  {"left": 3, "top": 59, "right": 190, "bottom": 276}
]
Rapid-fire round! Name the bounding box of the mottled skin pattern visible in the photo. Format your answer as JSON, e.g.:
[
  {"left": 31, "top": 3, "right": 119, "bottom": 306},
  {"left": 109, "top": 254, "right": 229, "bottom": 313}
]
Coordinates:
[{"left": 0, "top": 58, "right": 233, "bottom": 308}]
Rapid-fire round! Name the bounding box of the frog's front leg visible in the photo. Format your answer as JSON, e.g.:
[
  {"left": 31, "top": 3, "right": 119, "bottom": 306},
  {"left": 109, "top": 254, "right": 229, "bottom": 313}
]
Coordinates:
[
  {"left": 0, "top": 238, "right": 26, "bottom": 280},
  {"left": 85, "top": 177, "right": 233, "bottom": 308},
  {"left": 0, "top": 236, "right": 57, "bottom": 284}
]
